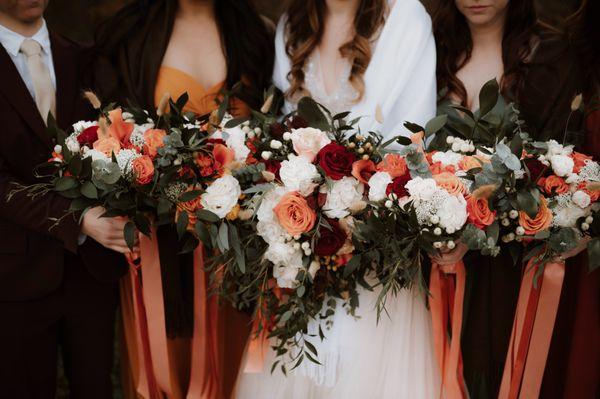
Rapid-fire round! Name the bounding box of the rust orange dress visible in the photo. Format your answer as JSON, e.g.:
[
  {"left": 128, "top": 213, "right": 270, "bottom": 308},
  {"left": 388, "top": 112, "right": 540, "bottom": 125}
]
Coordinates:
[{"left": 120, "top": 66, "right": 251, "bottom": 399}]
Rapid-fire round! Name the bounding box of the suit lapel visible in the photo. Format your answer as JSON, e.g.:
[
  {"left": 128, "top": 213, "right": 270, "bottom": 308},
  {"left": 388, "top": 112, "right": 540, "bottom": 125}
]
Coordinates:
[
  {"left": 50, "top": 32, "right": 78, "bottom": 132},
  {"left": 0, "top": 44, "right": 50, "bottom": 148}
]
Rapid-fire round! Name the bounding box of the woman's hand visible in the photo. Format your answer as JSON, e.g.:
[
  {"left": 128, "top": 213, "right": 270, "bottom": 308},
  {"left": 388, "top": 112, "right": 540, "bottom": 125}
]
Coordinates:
[
  {"left": 430, "top": 241, "right": 469, "bottom": 266},
  {"left": 553, "top": 236, "right": 591, "bottom": 263}
]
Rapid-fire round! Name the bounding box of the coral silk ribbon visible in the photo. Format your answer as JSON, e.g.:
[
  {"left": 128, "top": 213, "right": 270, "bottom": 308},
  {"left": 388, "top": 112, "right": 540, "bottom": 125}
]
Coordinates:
[
  {"left": 499, "top": 260, "right": 565, "bottom": 399},
  {"left": 429, "top": 261, "right": 468, "bottom": 399}
]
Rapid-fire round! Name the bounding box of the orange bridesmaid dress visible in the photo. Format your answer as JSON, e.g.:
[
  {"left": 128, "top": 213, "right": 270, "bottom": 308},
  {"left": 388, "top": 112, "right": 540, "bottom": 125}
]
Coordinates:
[{"left": 120, "top": 66, "right": 251, "bottom": 399}]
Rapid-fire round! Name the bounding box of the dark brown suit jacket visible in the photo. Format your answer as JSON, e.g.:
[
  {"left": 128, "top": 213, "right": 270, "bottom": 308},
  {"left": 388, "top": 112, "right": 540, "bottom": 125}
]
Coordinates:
[{"left": 0, "top": 32, "right": 126, "bottom": 301}]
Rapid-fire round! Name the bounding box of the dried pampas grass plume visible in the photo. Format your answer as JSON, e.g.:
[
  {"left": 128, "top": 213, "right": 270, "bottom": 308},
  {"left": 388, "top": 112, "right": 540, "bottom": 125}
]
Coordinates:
[
  {"left": 156, "top": 92, "right": 170, "bottom": 117},
  {"left": 375, "top": 104, "right": 384, "bottom": 124},
  {"left": 83, "top": 91, "right": 102, "bottom": 110},
  {"left": 261, "top": 93, "right": 274, "bottom": 114},
  {"left": 472, "top": 184, "right": 497, "bottom": 199},
  {"left": 571, "top": 94, "right": 583, "bottom": 111}
]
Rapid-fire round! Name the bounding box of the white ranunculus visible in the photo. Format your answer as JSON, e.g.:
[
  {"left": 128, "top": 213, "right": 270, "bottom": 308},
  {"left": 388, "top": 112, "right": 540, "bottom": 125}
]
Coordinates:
[
  {"left": 279, "top": 155, "right": 321, "bottom": 195},
  {"left": 367, "top": 171, "right": 392, "bottom": 202},
  {"left": 200, "top": 174, "right": 241, "bottom": 218},
  {"left": 65, "top": 136, "right": 80, "bottom": 153},
  {"left": 266, "top": 241, "right": 304, "bottom": 288},
  {"left": 431, "top": 150, "right": 463, "bottom": 167},
  {"left": 550, "top": 155, "right": 575, "bottom": 177},
  {"left": 256, "top": 220, "right": 287, "bottom": 244},
  {"left": 290, "top": 127, "right": 331, "bottom": 162},
  {"left": 553, "top": 205, "right": 587, "bottom": 228},
  {"left": 256, "top": 186, "right": 287, "bottom": 223},
  {"left": 437, "top": 194, "right": 468, "bottom": 231},
  {"left": 323, "top": 176, "right": 365, "bottom": 218},
  {"left": 572, "top": 190, "right": 591, "bottom": 209},
  {"left": 405, "top": 177, "right": 439, "bottom": 202}
]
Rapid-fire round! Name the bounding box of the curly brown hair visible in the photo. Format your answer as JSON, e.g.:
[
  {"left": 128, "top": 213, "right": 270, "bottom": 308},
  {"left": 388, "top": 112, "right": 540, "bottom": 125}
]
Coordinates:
[
  {"left": 431, "top": 0, "right": 538, "bottom": 105},
  {"left": 284, "top": 0, "right": 387, "bottom": 102}
]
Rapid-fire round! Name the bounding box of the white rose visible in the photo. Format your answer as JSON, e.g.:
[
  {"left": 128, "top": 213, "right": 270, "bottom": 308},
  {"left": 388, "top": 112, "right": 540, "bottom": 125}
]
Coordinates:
[
  {"left": 431, "top": 150, "right": 463, "bottom": 167},
  {"left": 572, "top": 190, "right": 591, "bottom": 209},
  {"left": 280, "top": 155, "right": 321, "bottom": 196},
  {"left": 550, "top": 155, "right": 574, "bottom": 177},
  {"left": 367, "top": 171, "right": 392, "bottom": 202},
  {"left": 290, "top": 127, "right": 331, "bottom": 162},
  {"left": 200, "top": 174, "right": 241, "bottom": 218},
  {"left": 437, "top": 195, "right": 468, "bottom": 231},
  {"left": 323, "top": 177, "right": 365, "bottom": 218}
]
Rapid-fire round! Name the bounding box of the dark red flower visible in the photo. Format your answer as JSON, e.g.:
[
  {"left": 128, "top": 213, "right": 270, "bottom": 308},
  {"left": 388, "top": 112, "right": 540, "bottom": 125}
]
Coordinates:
[
  {"left": 524, "top": 158, "right": 547, "bottom": 182},
  {"left": 314, "top": 219, "right": 346, "bottom": 256},
  {"left": 264, "top": 159, "right": 281, "bottom": 179},
  {"left": 77, "top": 125, "right": 99, "bottom": 147},
  {"left": 288, "top": 116, "right": 309, "bottom": 129},
  {"left": 316, "top": 143, "right": 356, "bottom": 180},
  {"left": 269, "top": 122, "right": 286, "bottom": 139},
  {"left": 385, "top": 172, "right": 412, "bottom": 198}
]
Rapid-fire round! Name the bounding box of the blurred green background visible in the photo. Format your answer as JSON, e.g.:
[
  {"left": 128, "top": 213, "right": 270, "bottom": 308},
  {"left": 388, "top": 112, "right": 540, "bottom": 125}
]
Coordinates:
[{"left": 44, "top": 0, "right": 581, "bottom": 397}]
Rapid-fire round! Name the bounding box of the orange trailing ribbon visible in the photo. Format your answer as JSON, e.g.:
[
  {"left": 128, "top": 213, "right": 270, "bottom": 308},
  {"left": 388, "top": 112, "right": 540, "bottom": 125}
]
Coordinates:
[
  {"left": 429, "top": 261, "right": 468, "bottom": 399},
  {"left": 498, "top": 260, "right": 565, "bottom": 399},
  {"left": 121, "top": 229, "right": 222, "bottom": 399}
]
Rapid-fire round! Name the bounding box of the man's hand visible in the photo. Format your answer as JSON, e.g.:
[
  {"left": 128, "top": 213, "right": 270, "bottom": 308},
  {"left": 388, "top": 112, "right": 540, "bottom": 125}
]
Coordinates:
[
  {"left": 430, "top": 242, "right": 469, "bottom": 266},
  {"left": 81, "top": 206, "right": 138, "bottom": 254}
]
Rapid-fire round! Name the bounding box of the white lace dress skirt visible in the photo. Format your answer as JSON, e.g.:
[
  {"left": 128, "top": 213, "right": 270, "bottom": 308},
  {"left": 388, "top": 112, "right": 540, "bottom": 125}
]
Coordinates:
[{"left": 235, "top": 285, "right": 441, "bottom": 399}]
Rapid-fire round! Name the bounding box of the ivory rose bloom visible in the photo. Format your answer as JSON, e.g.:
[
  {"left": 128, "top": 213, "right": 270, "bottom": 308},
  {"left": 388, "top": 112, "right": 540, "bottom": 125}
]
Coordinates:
[
  {"left": 93, "top": 136, "right": 121, "bottom": 157},
  {"left": 518, "top": 197, "right": 553, "bottom": 235},
  {"left": 323, "top": 176, "right": 365, "bottom": 219},
  {"left": 290, "top": 127, "right": 331, "bottom": 162},
  {"left": 143, "top": 129, "right": 167, "bottom": 157},
  {"left": 549, "top": 154, "right": 574, "bottom": 177},
  {"left": 200, "top": 174, "right": 241, "bottom": 218},
  {"left": 274, "top": 192, "right": 316, "bottom": 236},
  {"left": 377, "top": 154, "right": 408, "bottom": 178},
  {"left": 467, "top": 196, "right": 496, "bottom": 229},
  {"left": 132, "top": 155, "right": 155, "bottom": 185},
  {"left": 433, "top": 172, "right": 465, "bottom": 196}
]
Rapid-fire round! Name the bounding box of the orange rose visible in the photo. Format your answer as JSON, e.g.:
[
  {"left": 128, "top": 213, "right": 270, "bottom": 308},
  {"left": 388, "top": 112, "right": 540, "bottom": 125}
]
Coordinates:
[
  {"left": 518, "top": 196, "right": 553, "bottom": 235},
  {"left": 430, "top": 161, "right": 456, "bottom": 175},
  {"left": 467, "top": 196, "right": 496, "bottom": 229},
  {"left": 538, "top": 175, "right": 569, "bottom": 195},
  {"left": 351, "top": 159, "right": 376, "bottom": 184},
  {"left": 433, "top": 171, "right": 465, "bottom": 196},
  {"left": 273, "top": 191, "right": 316, "bottom": 236},
  {"left": 572, "top": 152, "right": 592, "bottom": 173},
  {"left": 377, "top": 154, "right": 407, "bottom": 178},
  {"left": 458, "top": 156, "right": 487, "bottom": 171},
  {"left": 107, "top": 108, "right": 134, "bottom": 145},
  {"left": 143, "top": 129, "right": 167, "bottom": 157},
  {"left": 132, "top": 155, "right": 155, "bottom": 185},
  {"left": 213, "top": 143, "right": 235, "bottom": 174},
  {"left": 177, "top": 188, "right": 203, "bottom": 230},
  {"left": 93, "top": 136, "right": 121, "bottom": 157}
]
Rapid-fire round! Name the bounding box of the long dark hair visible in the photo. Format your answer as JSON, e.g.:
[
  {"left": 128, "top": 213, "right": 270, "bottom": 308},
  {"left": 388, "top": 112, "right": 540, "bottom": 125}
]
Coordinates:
[
  {"left": 432, "top": 0, "right": 538, "bottom": 105},
  {"left": 284, "top": 0, "right": 387, "bottom": 102},
  {"left": 96, "top": 0, "right": 274, "bottom": 109}
]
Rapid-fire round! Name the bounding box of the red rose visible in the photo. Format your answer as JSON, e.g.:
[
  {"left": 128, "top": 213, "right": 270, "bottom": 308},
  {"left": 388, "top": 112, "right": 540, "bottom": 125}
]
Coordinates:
[
  {"left": 77, "top": 125, "right": 99, "bottom": 147},
  {"left": 524, "top": 158, "right": 547, "bottom": 182},
  {"left": 265, "top": 160, "right": 281, "bottom": 179},
  {"left": 385, "top": 172, "right": 411, "bottom": 198},
  {"left": 288, "top": 116, "right": 308, "bottom": 129},
  {"left": 314, "top": 219, "right": 346, "bottom": 256},
  {"left": 269, "top": 122, "right": 286, "bottom": 139},
  {"left": 316, "top": 143, "right": 356, "bottom": 180}
]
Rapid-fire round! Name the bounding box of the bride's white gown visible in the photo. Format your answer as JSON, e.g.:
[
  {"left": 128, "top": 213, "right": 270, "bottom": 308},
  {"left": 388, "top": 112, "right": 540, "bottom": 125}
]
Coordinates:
[{"left": 236, "top": 1, "right": 440, "bottom": 398}]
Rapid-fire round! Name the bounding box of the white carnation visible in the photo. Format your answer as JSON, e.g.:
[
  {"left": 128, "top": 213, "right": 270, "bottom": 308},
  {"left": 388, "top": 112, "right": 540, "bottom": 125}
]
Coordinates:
[
  {"left": 256, "top": 186, "right": 287, "bottom": 224},
  {"left": 256, "top": 220, "right": 287, "bottom": 244},
  {"left": 437, "top": 195, "right": 468, "bottom": 231},
  {"left": 553, "top": 205, "right": 587, "bottom": 228},
  {"left": 200, "top": 174, "right": 241, "bottom": 218},
  {"left": 431, "top": 150, "right": 463, "bottom": 167},
  {"left": 65, "top": 136, "right": 80, "bottom": 153},
  {"left": 572, "top": 190, "right": 591, "bottom": 209},
  {"left": 266, "top": 241, "right": 304, "bottom": 288},
  {"left": 280, "top": 155, "right": 321, "bottom": 196},
  {"left": 405, "top": 177, "right": 439, "bottom": 202},
  {"left": 367, "top": 171, "right": 392, "bottom": 202},
  {"left": 549, "top": 155, "right": 574, "bottom": 177},
  {"left": 323, "top": 177, "right": 365, "bottom": 218}
]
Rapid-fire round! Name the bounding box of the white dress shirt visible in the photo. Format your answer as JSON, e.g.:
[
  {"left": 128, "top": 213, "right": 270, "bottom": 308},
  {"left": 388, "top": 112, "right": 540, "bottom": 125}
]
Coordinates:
[{"left": 0, "top": 20, "right": 56, "bottom": 102}]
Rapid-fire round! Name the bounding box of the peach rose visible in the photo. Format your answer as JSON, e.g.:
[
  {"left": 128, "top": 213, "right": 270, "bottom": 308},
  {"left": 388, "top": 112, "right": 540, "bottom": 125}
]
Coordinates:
[
  {"left": 433, "top": 171, "right": 465, "bottom": 196},
  {"left": 273, "top": 191, "right": 316, "bottom": 236},
  {"left": 430, "top": 161, "right": 456, "bottom": 175},
  {"left": 93, "top": 136, "right": 121, "bottom": 157},
  {"left": 518, "top": 196, "right": 553, "bottom": 235},
  {"left": 538, "top": 175, "right": 569, "bottom": 195},
  {"left": 351, "top": 159, "right": 377, "bottom": 184},
  {"left": 108, "top": 108, "right": 134, "bottom": 145},
  {"left": 143, "top": 129, "right": 167, "bottom": 157},
  {"left": 467, "top": 196, "right": 496, "bottom": 229},
  {"left": 213, "top": 143, "right": 235, "bottom": 174},
  {"left": 458, "top": 156, "right": 487, "bottom": 171},
  {"left": 377, "top": 154, "right": 408, "bottom": 178},
  {"left": 572, "top": 151, "right": 592, "bottom": 173},
  {"left": 132, "top": 155, "right": 155, "bottom": 185}
]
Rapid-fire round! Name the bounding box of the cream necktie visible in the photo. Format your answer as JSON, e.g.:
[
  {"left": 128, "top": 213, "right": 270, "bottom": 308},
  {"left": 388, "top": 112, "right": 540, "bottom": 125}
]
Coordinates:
[{"left": 20, "top": 38, "right": 56, "bottom": 123}]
